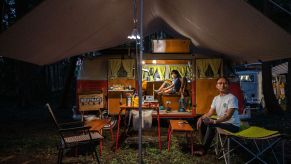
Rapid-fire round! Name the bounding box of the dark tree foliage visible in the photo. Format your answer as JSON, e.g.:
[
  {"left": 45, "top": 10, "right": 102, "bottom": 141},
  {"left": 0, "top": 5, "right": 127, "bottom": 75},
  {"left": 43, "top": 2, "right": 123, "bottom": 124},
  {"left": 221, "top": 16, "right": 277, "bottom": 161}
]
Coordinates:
[
  {"left": 0, "top": 57, "right": 76, "bottom": 108},
  {"left": 0, "top": 0, "right": 78, "bottom": 108},
  {"left": 1, "top": 0, "right": 44, "bottom": 32},
  {"left": 1, "top": 0, "right": 16, "bottom": 31}
]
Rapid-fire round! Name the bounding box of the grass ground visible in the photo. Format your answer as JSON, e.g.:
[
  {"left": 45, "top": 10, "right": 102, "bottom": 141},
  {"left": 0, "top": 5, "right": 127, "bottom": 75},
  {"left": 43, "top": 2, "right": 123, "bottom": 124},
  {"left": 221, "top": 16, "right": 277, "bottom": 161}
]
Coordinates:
[{"left": 0, "top": 102, "right": 290, "bottom": 163}]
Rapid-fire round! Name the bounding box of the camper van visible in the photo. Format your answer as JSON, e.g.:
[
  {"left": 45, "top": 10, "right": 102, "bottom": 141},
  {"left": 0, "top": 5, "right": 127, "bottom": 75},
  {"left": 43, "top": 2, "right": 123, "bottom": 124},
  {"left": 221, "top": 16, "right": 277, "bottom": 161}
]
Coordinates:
[
  {"left": 76, "top": 53, "right": 197, "bottom": 118},
  {"left": 236, "top": 70, "right": 263, "bottom": 107},
  {"left": 75, "top": 39, "right": 245, "bottom": 127}
]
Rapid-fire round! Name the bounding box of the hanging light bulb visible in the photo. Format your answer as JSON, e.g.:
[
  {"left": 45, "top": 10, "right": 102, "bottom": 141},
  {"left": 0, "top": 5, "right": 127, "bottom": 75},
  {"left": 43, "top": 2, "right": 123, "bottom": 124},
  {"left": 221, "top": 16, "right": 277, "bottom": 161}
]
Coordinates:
[
  {"left": 127, "top": 28, "right": 140, "bottom": 40},
  {"left": 127, "top": 0, "right": 140, "bottom": 41}
]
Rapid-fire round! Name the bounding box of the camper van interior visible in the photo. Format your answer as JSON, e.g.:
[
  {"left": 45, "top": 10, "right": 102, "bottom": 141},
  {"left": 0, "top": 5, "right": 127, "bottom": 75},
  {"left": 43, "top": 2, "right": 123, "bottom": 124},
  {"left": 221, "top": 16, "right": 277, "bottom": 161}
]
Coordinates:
[
  {"left": 76, "top": 38, "right": 245, "bottom": 121},
  {"left": 141, "top": 59, "right": 193, "bottom": 114},
  {"left": 106, "top": 57, "right": 196, "bottom": 118}
]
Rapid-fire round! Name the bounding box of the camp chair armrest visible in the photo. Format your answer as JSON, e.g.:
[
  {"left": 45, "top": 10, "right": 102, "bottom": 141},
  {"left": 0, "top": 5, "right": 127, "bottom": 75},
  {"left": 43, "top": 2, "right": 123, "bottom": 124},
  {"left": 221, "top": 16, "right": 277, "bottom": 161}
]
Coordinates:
[{"left": 59, "top": 126, "right": 90, "bottom": 132}]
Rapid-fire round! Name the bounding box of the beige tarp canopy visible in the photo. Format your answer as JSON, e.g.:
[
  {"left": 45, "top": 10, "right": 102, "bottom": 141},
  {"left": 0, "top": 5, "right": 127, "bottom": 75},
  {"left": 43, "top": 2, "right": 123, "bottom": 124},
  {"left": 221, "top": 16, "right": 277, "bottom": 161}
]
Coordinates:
[{"left": 0, "top": 0, "right": 290, "bottom": 65}]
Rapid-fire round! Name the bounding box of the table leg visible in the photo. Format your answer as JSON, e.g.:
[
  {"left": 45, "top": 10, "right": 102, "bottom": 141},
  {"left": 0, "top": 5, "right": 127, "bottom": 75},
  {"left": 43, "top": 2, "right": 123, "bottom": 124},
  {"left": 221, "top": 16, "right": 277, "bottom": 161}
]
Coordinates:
[
  {"left": 167, "top": 125, "right": 172, "bottom": 152},
  {"left": 126, "top": 110, "right": 132, "bottom": 135},
  {"left": 115, "top": 109, "right": 122, "bottom": 151},
  {"left": 100, "top": 129, "right": 103, "bottom": 156},
  {"left": 190, "top": 131, "right": 194, "bottom": 155},
  {"left": 106, "top": 118, "right": 114, "bottom": 142},
  {"left": 157, "top": 109, "right": 161, "bottom": 151},
  {"left": 110, "top": 126, "right": 114, "bottom": 142}
]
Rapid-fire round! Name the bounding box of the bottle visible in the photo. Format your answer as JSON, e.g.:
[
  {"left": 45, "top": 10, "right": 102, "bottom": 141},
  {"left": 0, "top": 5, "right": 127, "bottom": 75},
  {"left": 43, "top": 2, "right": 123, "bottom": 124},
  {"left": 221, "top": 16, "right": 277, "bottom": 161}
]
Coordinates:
[
  {"left": 134, "top": 97, "right": 139, "bottom": 107},
  {"left": 126, "top": 95, "right": 132, "bottom": 106},
  {"left": 178, "top": 97, "right": 185, "bottom": 112}
]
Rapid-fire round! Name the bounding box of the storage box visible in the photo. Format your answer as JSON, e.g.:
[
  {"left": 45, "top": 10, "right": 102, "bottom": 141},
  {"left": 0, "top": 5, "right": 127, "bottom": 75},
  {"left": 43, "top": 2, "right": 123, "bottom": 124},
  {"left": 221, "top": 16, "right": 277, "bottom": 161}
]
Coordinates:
[
  {"left": 79, "top": 93, "right": 104, "bottom": 111},
  {"left": 152, "top": 39, "right": 190, "bottom": 53}
]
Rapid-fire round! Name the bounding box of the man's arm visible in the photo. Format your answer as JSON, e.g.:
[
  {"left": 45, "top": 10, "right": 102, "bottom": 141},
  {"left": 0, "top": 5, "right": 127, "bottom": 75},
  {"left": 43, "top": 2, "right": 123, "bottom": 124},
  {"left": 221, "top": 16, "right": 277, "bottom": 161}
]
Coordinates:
[
  {"left": 202, "top": 108, "right": 216, "bottom": 119},
  {"left": 213, "top": 108, "right": 235, "bottom": 124},
  {"left": 196, "top": 108, "right": 215, "bottom": 129}
]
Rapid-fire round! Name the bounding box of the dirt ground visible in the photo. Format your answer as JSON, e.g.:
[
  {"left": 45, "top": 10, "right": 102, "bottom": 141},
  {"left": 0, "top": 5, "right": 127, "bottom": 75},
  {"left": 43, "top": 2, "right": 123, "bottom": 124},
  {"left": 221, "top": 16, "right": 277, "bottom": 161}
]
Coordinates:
[{"left": 0, "top": 102, "right": 290, "bottom": 163}]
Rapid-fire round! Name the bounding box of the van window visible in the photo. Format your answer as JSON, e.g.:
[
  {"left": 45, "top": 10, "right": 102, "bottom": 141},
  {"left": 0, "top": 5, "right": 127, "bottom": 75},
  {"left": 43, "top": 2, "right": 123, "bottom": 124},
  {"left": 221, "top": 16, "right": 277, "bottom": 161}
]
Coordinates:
[{"left": 239, "top": 75, "right": 254, "bottom": 82}]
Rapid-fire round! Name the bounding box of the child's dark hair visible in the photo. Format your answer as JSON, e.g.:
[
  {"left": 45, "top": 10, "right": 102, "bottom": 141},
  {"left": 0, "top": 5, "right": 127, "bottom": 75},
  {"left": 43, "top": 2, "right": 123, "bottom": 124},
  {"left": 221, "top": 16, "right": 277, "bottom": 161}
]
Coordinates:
[
  {"left": 216, "top": 76, "right": 230, "bottom": 84},
  {"left": 171, "top": 70, "right": 181, "bottom": 78}
]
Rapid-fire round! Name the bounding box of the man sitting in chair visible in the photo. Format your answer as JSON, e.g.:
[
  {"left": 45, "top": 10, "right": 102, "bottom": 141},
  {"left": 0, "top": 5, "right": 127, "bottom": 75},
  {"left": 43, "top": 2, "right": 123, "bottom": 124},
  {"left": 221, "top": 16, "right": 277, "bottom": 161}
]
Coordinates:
[
  {"left": 155, "top": 70, "right": 182, "bottom": 95},
  {"left": 195, "top": 77, "right": 240, "bottom": 156}
]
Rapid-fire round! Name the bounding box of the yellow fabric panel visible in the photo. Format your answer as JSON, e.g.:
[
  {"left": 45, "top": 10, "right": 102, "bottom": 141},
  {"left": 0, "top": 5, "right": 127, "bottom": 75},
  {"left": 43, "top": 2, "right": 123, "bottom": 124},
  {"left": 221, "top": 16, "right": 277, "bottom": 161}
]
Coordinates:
[
  {"left": 196, "top": 59, "right": 209, "bottom": 78},
  {"left": 121, "top": 59, "right": 135, "bottom": 79},
  {"left": 169, "top": 65, "right": 178, "bottom": 73},
  {"left": 109, "top": 59, "right": 121, "bottom": 79},
  {"left": 142, "top": 65, "right": 149, "bottom": 80},
  {"left": 156, "top": 65, "right": 166, "bottom": 80},
  {"left": 196, "top": 79, "right": 219, "bottom": 114},
  {"left": 208, "top": 59, "right": 221, "bottom": 77},
  {"left": 148, "top": 66, "right": 157, "bottom": 81},
  {"left": 169, "top": 65, "right": 187, "bottom": 77},
  {"left": 176, "top": 66, "right": 187, "bottom": 77},
  {"left": 231, "top": 126, "right": 279, "bottom": 138}
]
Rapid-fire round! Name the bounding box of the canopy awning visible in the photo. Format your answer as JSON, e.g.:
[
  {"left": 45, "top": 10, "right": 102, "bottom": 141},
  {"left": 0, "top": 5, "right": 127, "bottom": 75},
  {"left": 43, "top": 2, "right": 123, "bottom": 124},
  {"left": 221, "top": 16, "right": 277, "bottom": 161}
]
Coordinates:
[
  {"left": 0, "top": 0, "right": 290, "bottom": 65},
  {"left": 272, "top": 62, "right": 288, "bottom": 76}
]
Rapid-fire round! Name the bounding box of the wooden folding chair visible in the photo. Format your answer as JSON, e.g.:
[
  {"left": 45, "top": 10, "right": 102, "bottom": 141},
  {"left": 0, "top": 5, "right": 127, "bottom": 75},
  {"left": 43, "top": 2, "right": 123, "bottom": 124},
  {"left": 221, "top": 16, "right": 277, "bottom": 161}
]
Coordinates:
[
  {"left": 78, "top": 92, "right": 114, "bottom": 156},
  {"left": 46, "top": 103, "right": 103, "bottom": 164}
]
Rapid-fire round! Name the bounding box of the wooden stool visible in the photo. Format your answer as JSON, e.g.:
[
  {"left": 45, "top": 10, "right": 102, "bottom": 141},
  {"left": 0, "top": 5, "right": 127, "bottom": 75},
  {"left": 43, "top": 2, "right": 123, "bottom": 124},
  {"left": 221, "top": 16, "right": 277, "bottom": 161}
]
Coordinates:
[
  {"left": 85, "top": 119, "right": 114, "bottom": 156},
  {"left": 167, "top": 120, "right": 194, "bottom": 154}
]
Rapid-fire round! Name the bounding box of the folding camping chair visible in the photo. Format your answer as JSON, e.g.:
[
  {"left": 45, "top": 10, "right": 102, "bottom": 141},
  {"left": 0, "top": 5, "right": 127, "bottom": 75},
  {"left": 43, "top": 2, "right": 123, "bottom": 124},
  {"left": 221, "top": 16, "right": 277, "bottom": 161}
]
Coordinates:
[
  {"left": 216, "top": 126, "right": 286, "bottom": 164},
  {"left": 46, "top": 103, "right": 103, "bottom": 164}
]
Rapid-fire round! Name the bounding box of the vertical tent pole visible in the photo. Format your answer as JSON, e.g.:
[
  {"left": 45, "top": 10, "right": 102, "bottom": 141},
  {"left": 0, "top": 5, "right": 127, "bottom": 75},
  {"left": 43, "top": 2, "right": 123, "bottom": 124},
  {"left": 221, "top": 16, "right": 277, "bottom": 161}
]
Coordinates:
[
  {"left": 287, "top": 59, "right": 291, "bottom": 112},
  {"left": 137, "top": 0, "right": 144, "bottom": 163}
]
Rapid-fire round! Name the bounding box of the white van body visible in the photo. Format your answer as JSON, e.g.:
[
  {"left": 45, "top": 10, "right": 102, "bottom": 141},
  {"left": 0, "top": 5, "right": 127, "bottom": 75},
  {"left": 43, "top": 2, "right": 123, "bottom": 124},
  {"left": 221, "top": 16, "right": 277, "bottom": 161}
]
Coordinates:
[{"left": 236, "top": 70, "right": 263, "bottom": 105}]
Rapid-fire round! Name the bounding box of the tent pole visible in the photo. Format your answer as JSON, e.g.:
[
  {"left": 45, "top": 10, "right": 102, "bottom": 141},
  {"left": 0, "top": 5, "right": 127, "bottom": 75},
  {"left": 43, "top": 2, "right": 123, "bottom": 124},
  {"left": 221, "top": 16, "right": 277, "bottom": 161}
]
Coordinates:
[
  {"left": 137, "top": 0, "right": 144, "bottom": 163},
  {"left": 262, "top": 61, "right": 283, "bottom": 113},
  {"left": 287, "top": 58, "right": 291, "bottom": 112}
]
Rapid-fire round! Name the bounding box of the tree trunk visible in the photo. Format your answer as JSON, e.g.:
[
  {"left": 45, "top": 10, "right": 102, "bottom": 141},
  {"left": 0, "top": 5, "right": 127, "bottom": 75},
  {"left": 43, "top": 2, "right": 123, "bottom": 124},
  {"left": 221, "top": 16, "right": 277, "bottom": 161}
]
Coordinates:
[
  {"left": 262, "top": 61, "right": 283, "bottom": 113},
  {"left": 0, "top": 0, "right": 4, "bottom": 32},
  {"left": 60, "top": 58, "right": 77, "bottom": 108}
]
